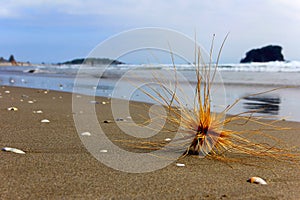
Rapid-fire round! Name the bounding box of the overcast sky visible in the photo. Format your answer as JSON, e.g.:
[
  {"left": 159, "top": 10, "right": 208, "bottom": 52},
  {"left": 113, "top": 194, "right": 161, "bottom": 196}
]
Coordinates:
[{"left": 1, "top": 0, "right": 300, "bottom": 63}]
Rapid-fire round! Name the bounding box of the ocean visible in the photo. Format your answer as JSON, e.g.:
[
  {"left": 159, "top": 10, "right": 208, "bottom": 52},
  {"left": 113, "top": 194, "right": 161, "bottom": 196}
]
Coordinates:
[{"left": 0, "top": 61, "right": 300, "bottom": 121}]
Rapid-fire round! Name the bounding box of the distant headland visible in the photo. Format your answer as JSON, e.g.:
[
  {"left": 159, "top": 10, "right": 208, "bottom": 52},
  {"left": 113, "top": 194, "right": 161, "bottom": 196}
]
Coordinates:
[
  {"left": 0, "top": 55, "right": 124, "bottom": 66},
  {"left": 57, "top": 58, "right": 124, "bottom": 65}
]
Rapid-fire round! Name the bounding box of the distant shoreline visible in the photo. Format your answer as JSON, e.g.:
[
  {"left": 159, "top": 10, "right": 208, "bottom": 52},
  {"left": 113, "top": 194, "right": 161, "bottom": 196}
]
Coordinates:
[{"left": 0, "top": 62, "right": 38, "bottom": 67}]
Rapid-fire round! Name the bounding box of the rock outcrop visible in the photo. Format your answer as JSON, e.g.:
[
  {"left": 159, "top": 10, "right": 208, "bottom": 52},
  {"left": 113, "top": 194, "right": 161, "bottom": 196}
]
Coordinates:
[
  {"left": 240, "top": 45, "right": 284, "bottom": 63},
  {"left": 8, "top": 55, "right": 18, "bottom": 65}
]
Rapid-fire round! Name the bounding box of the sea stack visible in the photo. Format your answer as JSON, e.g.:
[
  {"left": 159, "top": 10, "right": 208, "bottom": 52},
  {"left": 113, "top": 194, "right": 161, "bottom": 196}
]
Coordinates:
[{"left": 240, "top": 45, "right": 285, "bottom": 63}]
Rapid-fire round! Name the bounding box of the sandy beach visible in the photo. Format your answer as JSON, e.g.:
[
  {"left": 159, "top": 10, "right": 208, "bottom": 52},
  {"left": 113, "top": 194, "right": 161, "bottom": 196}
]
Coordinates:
[{"left": 1, "top": 86, "right": 300, "bottom": 199}]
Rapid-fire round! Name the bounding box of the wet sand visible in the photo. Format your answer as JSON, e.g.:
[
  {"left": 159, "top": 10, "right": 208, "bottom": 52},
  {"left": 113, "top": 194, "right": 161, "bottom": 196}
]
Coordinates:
[{"left": 0, "top": 86, "right": 299, "bottom": 199}]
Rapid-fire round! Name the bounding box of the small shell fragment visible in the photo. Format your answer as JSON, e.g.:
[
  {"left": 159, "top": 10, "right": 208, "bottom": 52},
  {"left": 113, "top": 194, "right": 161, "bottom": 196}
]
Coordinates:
[
  {"left": 100, "top": 149, "right": 108, "bottom": 153},
  {"left": 7, "top": 107, "right": 18, "bottom": 111},
  {"left": 176, "top": 163, "right": 185, "bottom": 167},
  {"left": 164, "top": 138, "right": 172, "bottom": 142},
  {"left": 4, "top": 90, "right": 10, "bottom": 94},
  {"left": 33, "top": 110, "right": 43, "bottom": 114},
  {"left": 41, "top": 119, "right": 50, "bottom": 123},
  {"left": 2, "top": 147, "right": 26, "bottom": 154},
  {"left": 28, "top": 100, "right": 34, "bottom": 104},
  {"left": 81, "top": 132, "right": 91, "bottom": 136},
  {"left": 247, "top": 177, "right": 267, "bottom": 185}
]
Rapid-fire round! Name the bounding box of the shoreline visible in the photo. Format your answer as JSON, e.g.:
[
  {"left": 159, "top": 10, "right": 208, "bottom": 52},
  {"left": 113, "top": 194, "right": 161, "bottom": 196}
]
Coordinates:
[{"left": 1, "top": 86, "right": 300, "bottom": 199}]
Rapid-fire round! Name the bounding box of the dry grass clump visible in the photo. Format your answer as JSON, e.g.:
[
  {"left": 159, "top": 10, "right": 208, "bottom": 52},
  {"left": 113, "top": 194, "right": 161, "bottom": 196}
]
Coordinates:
[{"left": 122, "top": 35, "right": 298, "bottom": 163}]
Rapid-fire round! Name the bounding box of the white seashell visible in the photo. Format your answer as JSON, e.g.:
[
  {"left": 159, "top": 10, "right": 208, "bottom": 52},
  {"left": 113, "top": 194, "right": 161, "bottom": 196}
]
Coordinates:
[
  {"left": 176, "top": 163, "right": 185, "bottom": 167},
  {"left": 41, "top": 119, "right": 50, "bottom": 123},
  {"left": 4, "top": 90, "right": 10, "bottom": 94},
  {"left": 247, "top": 177, "right": 267, "bottom": 185},
  {"left": 100, "top": 149, "right": 108, "bottom": 153},
  {"left": 33, "top": 110, "right": 43, "bottom": 114},
  {"left": 7, "top": 107, "right": 18, "bottom": 111},
  {"left": 81, "top": 132, "right": 91, "bottom": 136},
  {"left": 164, "top": 138, "right": 172, "bottom": 142},
  {"left": 101, "top": 101, "right": 107, "bottom": 105},
  {"left": 28, "top": 100, "right": 34, "bottom": 104},
  {"left": 2, "top": 147, "right": 25, "bottom": 154}
]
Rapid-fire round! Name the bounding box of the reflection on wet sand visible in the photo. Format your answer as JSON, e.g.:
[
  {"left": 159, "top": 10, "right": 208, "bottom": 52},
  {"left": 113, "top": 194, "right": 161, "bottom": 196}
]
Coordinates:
[{"left": 243, "top": 95, "right": 281, "bottom": 115}]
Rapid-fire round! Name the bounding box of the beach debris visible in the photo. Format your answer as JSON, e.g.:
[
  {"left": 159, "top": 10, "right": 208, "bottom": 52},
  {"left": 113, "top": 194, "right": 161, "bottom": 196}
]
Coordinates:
[
  {"left": 81, "top": 132, "right": 91, "bottom": 136},
  {"left": 164, "top": 138, "right": 172, "bottom": 142},
  {"left": 4, "top": 90, "right": 10, "bottom": 94},
  {"left": 27, "top": 69, "right": 36, "bottom": 73},
  {"left": 116, "top": 118, "right": 125, "bottom": 122},
  {"left": 7, "top": 107, "right": 18, "bottom": 111},
  {"left": 33, "top": 110, "right": 43, "bottom": 114},
  {"left": 176, "top": 163, "right": 185, "bottom": 167},
  {"left": 2, "top": 147, "right": 25, "bottom": 154},
  {"left": 41, "top": 119, "right": 50, "bottom": 123},
  {"left": 100, "top": 149, "right": 108, "bottom": 153},
  {"left": 247, "top": 177, "right": 267, "bottom": 185},
  {"left": 28, "top": 100, "right": 34, "bottom": 104},
  {"left": 101, "top": 101, "right": 108, "bottom": 105},
  {"left": 90, "top": 100, "right": 99, "bottom": 104},
  {"left": 44, "top": 90, "right": 49, "bottom": 94},
  {"left": 103, "top": 120, "right": 113, "bottom": 123}
]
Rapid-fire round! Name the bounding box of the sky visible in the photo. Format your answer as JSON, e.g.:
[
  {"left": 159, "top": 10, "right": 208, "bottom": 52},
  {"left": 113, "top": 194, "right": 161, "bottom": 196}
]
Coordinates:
[{"left": 0, "top": 0, "right": 300, "bottom": 64}]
